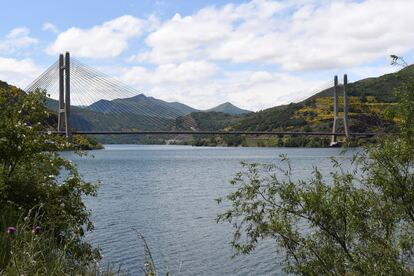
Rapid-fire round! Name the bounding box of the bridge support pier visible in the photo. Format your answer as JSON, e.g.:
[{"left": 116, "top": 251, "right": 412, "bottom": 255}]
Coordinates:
[
  {"left": 57, "top": 52, "right": 72, "bottom": 143},
  {"left": 330, "top": 74, "right": 349, "bottom": 146},
  {"left": 58, "top": 54, "right": 65, "bottom": 132},
  {"left": 343, "top": 74, "right": 349, "bottom": 138}
]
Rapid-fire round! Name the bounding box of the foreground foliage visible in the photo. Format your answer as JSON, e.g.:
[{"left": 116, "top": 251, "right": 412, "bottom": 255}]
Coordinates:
[
  {"left": 217, "top": 81, "right": 414, "bottom": 274},
  {"left": 0, "top": 86, "right": 99, "bottom": 273}
]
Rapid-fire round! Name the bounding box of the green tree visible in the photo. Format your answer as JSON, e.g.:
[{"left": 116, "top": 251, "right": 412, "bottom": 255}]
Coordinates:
[
  {"left": 217, "top": 81, "right": 414, "bottom": 275},
  {"left": 0, "top": 86, "right": 99, "bottom": 271}
]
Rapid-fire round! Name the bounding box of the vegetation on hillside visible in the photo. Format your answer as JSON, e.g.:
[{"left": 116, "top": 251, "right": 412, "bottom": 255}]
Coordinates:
[
  {"left": 175, "top": 66, "right": 414, "bottom": 147},
  {"left": 71, "top": 134, "right": 104, "bottom": 150},
  {"left": 217, "top": 79, "right": 414, "bottom": 274}
]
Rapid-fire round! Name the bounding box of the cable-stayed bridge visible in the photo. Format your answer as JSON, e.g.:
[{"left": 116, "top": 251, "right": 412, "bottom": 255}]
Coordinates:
[{"left": 24, "top": 52, "right": 374, "bottom": 144}]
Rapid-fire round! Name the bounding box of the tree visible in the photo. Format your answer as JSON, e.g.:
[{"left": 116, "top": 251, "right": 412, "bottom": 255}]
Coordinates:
[
  {"left": 217, "top": 81, "right": 414, "bottom": 275},
  {"left": 0, "top": 85, "right": 99, "bottom": 271}
]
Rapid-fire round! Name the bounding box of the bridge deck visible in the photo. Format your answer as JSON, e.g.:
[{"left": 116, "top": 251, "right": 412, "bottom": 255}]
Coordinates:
[{"left": 49, "top": 130, "right": 375, "bottom": 137}]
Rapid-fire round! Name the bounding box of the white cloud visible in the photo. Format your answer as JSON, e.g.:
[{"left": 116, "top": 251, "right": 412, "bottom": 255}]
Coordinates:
[
  {"left": 121, "top": 61, "right": 217, "bottom": 85},
  {"left": 137, "top": 0, "right": 285, "bottom": 64},
  {"left": 249, "top": 71, "right": 274, "bottom": 83},
  {"left": 0, "top": 28, "right": 38, "bottom": 53},
  {"left": 0, "top": 57, "right": 41, "bottom": 88},
  {"left": 24, "top": 0, "right": 414, "bottom": 111},
  {"left": 137, "top": 0, "right": 414, "bottom": 71},
  {"left": 47, "top": 15, "right": 145, "bottom": 58},
  {"left": 348, "top": 65, "right": 399, "bottom": 80},
  {"left": 42, "top": 22, "right": 59, "bottom": 33}
]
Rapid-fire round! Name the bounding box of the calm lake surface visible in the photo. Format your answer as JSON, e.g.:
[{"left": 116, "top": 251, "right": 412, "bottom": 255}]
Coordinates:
[{"left": 61, "top": 145, "right": 357, "bottom": 275}]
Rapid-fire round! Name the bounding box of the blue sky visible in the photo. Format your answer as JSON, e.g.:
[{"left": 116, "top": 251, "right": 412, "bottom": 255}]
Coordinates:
[{"left": 1, "top": 0, "right": 413, "bottom": 110}]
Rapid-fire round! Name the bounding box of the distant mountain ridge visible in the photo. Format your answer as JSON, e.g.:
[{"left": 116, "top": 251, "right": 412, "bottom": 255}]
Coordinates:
[
  {"left": 87, "top": 93, "right": 198, "bottom": 119},
  {"left": 86, "top": 93, "right": 248, "bottom": 117},
  {"left": 205, "top": 102, "right": 251, "bottom": 115},
  {"left": 44, "top": 92, "right": 251, "bottom": 132}
]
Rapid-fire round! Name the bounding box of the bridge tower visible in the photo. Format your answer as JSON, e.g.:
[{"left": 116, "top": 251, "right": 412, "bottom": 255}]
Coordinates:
[
  {"left": 330, "top": 74, "right": 349, "bottom": 146},
  {"left": 57, "top": 52, "right": 72, "bottom": 143}
]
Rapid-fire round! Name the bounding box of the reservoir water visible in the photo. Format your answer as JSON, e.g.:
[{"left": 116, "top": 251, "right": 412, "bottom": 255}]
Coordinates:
[{"left": 61, "top": 145, "right": 357, "bottom": 275}]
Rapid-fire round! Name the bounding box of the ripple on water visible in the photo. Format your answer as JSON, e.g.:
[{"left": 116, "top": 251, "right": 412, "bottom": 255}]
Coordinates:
[{"left": 62, "top": 145, "right": 357, "bottom": 275}]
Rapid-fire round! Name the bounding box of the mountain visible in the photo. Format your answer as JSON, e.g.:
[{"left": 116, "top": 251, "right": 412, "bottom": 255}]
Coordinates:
[
  {"left": 205, "top": 102, "right": 251, "bottom": 115},
  {"left": 44, "top": 94, "right": 250, "bottom": 133},
  {"left": 168, "top": 101, "right": 199, "bottom": 114},
  {"left": 69, "top": 94, "right": 250, "bottom": 133},
  {"left": 87, "top": 95, "right": 250, "bottom": 117},
  {"left": 87, "top": 93, "right": 198, "bottom": 119}
]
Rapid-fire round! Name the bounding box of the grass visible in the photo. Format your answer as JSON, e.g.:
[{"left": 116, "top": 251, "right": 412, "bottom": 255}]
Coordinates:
[
  {"left": 0, "top": 207, "right": 165, "bottom": 276},
  {"left": 0, "top": 207, "right": 117, "bottom": 275}
]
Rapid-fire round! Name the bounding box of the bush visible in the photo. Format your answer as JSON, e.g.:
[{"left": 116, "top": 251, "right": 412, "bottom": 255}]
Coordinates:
[
  {"left": 217, "top": 81, "right": 414, "bottom": 275},
  {"left": 0, "top": 87, "right": 99, "bottom": 272},
  {"left": 71, "top": 135, "right": 104, "bottom": 150},
  {"left": 1, "top": 206, "right": 90, "bottom": 275}
]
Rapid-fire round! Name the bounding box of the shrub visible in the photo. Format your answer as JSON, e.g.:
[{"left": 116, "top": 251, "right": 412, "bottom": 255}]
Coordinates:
[
  {"left": 217, "top": 81, "right": 414, "bottom": 274},
  {"left": 0, "top": 86, "right": 99, "bottom": 271}
]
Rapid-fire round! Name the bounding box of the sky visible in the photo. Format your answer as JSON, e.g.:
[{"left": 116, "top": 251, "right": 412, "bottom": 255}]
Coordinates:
[{"left": 1, "top": 0, "right": 413, "bottom": 111}]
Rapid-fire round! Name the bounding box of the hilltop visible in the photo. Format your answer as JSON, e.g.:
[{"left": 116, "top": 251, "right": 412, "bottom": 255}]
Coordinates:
[
  {"left": 232, "top": 66, "right": 414, "bottom": 134},
  {"left": 205, "top": 102, "right": 251, "bottom": 115}
]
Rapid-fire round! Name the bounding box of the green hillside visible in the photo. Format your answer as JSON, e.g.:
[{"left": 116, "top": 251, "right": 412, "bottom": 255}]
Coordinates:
[
  {"left": 178, "top": 65, "right": 413, "bottom": 147},
  {"left": 307, "top": 65, "right": 414, "bottom": 102},
  {"left": 232, "top": 66, "right": 414, "bottom": 135}
]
